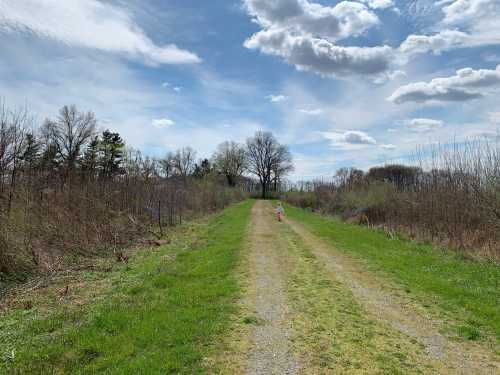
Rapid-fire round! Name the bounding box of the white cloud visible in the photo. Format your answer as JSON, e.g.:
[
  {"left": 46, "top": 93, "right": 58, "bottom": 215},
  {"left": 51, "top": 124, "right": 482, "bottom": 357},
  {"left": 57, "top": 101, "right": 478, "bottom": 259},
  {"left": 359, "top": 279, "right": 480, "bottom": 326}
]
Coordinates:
[
  {"left": 380, "top": 144, "right": 396, "bottom": 149},
  {"left": 243, "top": 0, "right": 397, "bottom": 78},
  {"left": 0, "top": 0, "right": 200, "bottom": 65},
  {"left": 244, "top": 0, "right": 379, "bottom": 41},
  {"left": 344, "top": 130, "right": 377, "bottom": 144},
  {"left": 266, "top": 94, "right": 288, "bottom": 102},
  {"left": 298, "top": 108, "right": 323, "bottom": 115},
  {"left": 161, "top": 82, "right": 170, "bottom": 87},
  {"left": 322, "top": 130, "right": 377, "bottom": 149},
  {"left": 173, "top": 87, "right": 182, "bottom": 92},
  {"left": 399, "top": 30, "right": 469, "bottom": 55},
  {"left": 152, "top": 118, "right": 175, "bottom": 129},
  {"left": 388, "top": 65, "right": 500, "bottom": 103},
  {"left": 406, "top": 118, "right": 444, "bottom": 132},
  {"left": 442, "top": 0, "right": 500, "bottom": 26},
  {"left": 245, "top": 29, "right": 395, "bottom": 77},
  {"left": 399, "top": 0, "right": 500, "bottom": 56},
  {"left": 358, "top": 0, "right": 395, "bottom": 10}
]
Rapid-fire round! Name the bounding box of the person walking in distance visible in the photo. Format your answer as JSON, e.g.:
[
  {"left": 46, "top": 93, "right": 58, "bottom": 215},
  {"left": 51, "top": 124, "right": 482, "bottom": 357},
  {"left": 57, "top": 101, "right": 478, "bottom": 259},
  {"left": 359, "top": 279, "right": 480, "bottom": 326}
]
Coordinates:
[{"left": 276, "top": 202, "right": 285, "bottom": 222}]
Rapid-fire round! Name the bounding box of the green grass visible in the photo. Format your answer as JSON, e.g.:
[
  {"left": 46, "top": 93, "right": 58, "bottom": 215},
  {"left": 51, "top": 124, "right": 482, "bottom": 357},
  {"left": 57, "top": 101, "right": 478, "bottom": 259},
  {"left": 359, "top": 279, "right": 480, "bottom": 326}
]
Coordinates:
[
  {"left": 284, "top": 203, "right": 500, "bottom": 343},
  {"left": 278, "top": 223, "right": 430, "bottom": 374},
  {"left": 0, "top": 200, "right": 253, "bottom": 374}
]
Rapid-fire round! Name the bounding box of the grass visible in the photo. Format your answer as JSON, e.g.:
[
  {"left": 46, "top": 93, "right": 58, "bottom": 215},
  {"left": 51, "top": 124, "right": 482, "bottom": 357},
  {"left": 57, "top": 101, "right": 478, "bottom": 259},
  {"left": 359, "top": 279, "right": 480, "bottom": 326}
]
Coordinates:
[
  {"left": 0, "top": 200, "right": 253, "bottom": 374},
  {"left": 277, "top": 223, "right": 431, "bottom": 374},
  {"left": 284, "top": 203, "right": 500, "bottom": 343}
]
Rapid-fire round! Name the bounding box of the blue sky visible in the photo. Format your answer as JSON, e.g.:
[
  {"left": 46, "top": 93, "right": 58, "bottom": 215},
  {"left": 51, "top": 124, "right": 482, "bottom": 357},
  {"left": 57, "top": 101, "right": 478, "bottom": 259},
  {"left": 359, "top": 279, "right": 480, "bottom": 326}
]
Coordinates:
[{"left": 0, "top": 0, "right": 499, "bottom": 180}]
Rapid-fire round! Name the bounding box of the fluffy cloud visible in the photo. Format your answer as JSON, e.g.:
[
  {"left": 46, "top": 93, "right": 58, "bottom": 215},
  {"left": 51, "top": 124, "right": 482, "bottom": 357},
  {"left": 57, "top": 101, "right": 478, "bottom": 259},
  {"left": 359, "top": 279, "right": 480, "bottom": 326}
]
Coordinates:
[
  {"left": 322, "top": 130, "right": 377, "bottom": 148},
  {"left": 399, "top": 0, "right": 500, "bottom": 56},
  {"left": 244, "top": 0, "right": 396, "bottom": 77},
  {"left": 245, "top": 29, "right": 394, "bottom": 77},
  {"left": 388, "top": 65, "right": 500, "bottom": 103},
  {"left": 344, "top": 130, "right": 377, "bottom": 144},
  {"left": 406, "top": 118, "right": 444, "bottom": 132},
  {"left": 244, "top": 0, "right": 379, "bottom": 41},
  {"left": 442, "top": 0, "right": 500, "bottom": 26},
  {"left": 152, "top": 118, "right": 175, "bottom": 128},
  {"left": 399, "top": 30, "right": 469, "bottom": 55},
  {"left": 266, "top": 94, "right": 288, "bottom": 102},
  {"left": 0, "top": 0, "right": 200, "bottom": 65}
]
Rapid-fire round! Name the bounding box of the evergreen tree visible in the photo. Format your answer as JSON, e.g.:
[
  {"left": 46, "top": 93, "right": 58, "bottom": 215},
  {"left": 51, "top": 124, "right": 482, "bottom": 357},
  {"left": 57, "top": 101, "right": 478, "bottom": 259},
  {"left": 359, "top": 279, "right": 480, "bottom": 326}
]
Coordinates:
[
  {"left": 82, "top": 135, "right": 100, "bottom": 177},
  {"left": 20, "top": 133, "right": 41, "bottom": 170},
  {"left": 99, "top": 130, "right": 124, "bottom": 178}
]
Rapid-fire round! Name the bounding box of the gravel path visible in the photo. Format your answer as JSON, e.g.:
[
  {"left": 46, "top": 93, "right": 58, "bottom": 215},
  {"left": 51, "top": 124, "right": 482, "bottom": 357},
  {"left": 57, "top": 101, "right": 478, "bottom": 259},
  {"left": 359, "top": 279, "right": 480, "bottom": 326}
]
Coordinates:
[
  {"left": 285, "top": 216, "right": 499, "bottom": 375},
  {"left": 245, "top": 201, "right": 300, "bottom": 375}
]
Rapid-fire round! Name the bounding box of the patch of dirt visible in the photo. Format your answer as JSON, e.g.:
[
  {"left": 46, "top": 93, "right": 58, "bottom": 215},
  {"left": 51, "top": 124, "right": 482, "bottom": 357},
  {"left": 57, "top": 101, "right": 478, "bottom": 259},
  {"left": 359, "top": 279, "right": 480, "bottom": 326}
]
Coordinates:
[{"left": 285, "top": 217, "right": 500, "bottom": 374}]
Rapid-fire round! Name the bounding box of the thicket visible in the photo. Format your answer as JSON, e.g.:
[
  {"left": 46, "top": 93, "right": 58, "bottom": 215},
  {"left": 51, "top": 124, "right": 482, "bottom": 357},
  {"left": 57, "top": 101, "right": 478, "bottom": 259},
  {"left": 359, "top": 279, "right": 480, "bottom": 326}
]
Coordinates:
[
  {"left": 285, "top": 139, "right": 500, "bottom": 259},
  {"left": 0, "top": 104, "right": 250, "bottom": 282}
]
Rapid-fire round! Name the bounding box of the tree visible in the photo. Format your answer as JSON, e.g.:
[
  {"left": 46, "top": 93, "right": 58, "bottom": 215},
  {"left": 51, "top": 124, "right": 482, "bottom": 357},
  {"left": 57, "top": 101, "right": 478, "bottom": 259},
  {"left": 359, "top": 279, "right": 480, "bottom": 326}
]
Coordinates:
[
  {"left": 368, "top": 164, "right": 421, "bottom": 190},
  {"left": 42, "top": 105, "right": 96, "bottom": 172},
  {"left": 193, "top": 159, "right": 212, "bottom": 179},
  {"left": 246, "top": 131, "right": 293, "bottom": 199},
  {"left": 99, "top": 130, "right": 124, "bottom": 178},
  {"left": 271, "top": 144, "right": 293, "bottom": 192},
  {"left": 212, "top": 141, "right": 246, "bottom": 187},
  {"left": 82, "top": 135, "right": 99, "bottom": 178},
  {"left": 159, "top": 152, "right": 175, "bottom": 178},
  {"left": 173, "top": 147, "right": 196, "bottom": 179},
  {"left": 21, "top": 132, "right": 41, "bottom": 170}
]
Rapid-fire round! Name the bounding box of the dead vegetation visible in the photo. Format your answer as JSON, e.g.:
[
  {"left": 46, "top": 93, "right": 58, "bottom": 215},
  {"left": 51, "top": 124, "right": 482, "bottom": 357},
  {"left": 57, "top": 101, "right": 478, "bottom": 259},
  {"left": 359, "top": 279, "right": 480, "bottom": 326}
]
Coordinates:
[
  {"left": 0, "top": 103, "right": 249, "bottom": 288},
  {"left": 285, "top": 138, "right": 500, "bottom": 259}
]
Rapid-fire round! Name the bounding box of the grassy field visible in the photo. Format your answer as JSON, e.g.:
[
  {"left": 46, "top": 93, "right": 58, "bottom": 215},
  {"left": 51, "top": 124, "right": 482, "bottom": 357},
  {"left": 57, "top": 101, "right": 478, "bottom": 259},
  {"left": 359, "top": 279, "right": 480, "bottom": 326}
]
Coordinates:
[
  {"left": 0, "top": 200, "right": 253, "bottom": 374},
  {"left": 284, "top": 204, "right": 500, "bottom": 344}
]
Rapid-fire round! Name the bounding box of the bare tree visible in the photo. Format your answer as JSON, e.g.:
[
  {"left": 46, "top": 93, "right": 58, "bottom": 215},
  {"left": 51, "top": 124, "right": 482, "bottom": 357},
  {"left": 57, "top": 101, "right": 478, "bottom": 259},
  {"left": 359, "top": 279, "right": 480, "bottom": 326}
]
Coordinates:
[
  {"left": 173, "top": 146, "right": 196, "bottom": 179},
  {"left": 212, "top": 141, "right": 247, "bottom": 186},
  {"left": 246, "top": 131, "right": 293, "bottom": 199},
  {"left": 42, "top": 105, "right": 96, "bottom": 172},
  {"left": 0, "top": 104, "right": 14, "bottom": 196},
  {"left": 271, "top": 144, "right": 293, "bottom": 192},
  {"left": 159, "top": 151, "right": 175, "bottom": 178}
]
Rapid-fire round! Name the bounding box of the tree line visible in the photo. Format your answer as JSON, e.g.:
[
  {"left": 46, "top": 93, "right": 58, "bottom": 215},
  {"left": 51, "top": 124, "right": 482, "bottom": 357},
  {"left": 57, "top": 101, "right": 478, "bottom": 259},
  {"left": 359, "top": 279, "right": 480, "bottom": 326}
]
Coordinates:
[{"left": 0, "top": 103, "right": 292, "bottom": 279}]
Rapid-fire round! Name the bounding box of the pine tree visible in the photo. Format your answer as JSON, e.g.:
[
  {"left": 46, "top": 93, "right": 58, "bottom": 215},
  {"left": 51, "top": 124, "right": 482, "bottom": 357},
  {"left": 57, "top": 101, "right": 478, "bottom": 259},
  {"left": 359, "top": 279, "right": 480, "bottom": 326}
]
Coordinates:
[{"left": 99, "top": 130, "right": 124, "bottom": 178}]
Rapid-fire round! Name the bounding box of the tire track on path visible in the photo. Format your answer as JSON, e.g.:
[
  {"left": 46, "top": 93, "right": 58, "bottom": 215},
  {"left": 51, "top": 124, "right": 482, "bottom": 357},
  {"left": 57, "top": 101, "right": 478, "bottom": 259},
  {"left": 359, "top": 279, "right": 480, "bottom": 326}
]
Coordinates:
[{"left": 285, "top": 216, "right": 499, "bottom": 374}]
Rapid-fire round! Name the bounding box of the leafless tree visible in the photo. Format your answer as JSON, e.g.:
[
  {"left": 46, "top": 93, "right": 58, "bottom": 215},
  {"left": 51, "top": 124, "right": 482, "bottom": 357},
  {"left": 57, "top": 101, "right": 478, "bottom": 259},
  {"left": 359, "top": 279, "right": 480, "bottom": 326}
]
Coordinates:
[
  {"left": 271, "top": 144, "right": 293, "bottom": 192},
  {"left": 159, "top": 151, "right": 175, "bottom": 178},
  {"left": 42, "top": 105, "right": 96, "bottom": 172},
  {"left": 212, "top": 141, "right": 247, "bottom": 186},
  {"left": 173, "top": 146, "right": 196, "bottom": 179},
  {"left": 246, "top": 131, "right": 292, "bottom": 198}
]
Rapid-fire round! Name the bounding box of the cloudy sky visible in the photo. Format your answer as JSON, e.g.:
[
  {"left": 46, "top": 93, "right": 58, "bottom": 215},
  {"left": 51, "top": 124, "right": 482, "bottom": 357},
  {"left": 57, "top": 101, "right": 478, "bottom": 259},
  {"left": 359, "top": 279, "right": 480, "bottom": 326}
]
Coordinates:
[{"left": 0, "top": 0, "right": 499, "bottom": 179}]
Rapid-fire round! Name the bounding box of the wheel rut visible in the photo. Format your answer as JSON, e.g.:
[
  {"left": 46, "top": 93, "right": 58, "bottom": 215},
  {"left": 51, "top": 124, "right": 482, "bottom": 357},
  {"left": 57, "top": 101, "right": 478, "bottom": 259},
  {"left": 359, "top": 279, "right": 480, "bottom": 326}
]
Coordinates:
[{"left": 285, "top": 216, "right": 499, "bottom": 374}]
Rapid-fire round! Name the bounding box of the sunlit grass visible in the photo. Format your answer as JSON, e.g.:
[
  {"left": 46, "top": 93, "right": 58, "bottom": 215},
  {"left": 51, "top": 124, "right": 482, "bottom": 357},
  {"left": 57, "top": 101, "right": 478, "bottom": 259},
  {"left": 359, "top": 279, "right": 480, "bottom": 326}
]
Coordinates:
[
  {"left": 284, "top": 203, "right": 500, "bottom": 343},
  {"left": 0, "top": 200, "right": 253, "bottom": 374}
]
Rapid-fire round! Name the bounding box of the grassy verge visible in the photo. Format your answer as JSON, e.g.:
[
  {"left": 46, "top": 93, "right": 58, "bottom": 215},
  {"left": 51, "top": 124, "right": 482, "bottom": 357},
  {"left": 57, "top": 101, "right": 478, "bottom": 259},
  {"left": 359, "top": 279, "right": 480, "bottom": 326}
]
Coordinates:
[
  {"left": 284, "top": 204, "right": 500, "bottom": 344},
  {"left": 0, "top": 200, "right": 253, "bottom": 374}
]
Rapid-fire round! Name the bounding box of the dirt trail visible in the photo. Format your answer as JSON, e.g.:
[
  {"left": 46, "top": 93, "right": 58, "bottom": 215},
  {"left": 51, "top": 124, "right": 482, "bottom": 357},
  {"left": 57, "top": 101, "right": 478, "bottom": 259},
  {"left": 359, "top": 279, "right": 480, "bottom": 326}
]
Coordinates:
[
  {"left": 244, "top": 201, "right": 300, "bottom": 375},
  {"left": 285, "top": 216, "right": 499, "bottom": 374}
]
